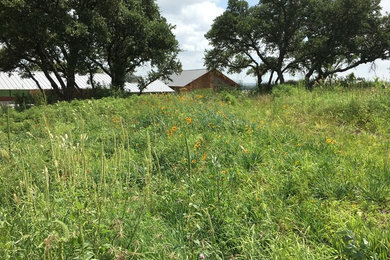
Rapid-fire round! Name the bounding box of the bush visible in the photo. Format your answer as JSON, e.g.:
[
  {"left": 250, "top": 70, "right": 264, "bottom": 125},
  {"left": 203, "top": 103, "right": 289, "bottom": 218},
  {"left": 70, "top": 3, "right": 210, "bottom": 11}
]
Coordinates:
[
  {"left": 220, "top": 91, "right": 238, "bottom": 105},
  {"left": 272, "top": 84, "right": 299, "bottom": 98}
]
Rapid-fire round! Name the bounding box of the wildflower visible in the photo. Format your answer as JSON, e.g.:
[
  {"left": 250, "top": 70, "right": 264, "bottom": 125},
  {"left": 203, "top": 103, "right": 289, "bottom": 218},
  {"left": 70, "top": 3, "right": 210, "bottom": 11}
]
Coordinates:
[
  {"left": 136, "top": 143, "right": 140, "bottom": 147},
  {"left": 240, "top": 145, "right": 249, "bottom": 154},
  {"left": 222, "top": 170, "right": 227, "bottom": 174},
  {"left": 297, "top": 143, "right": 302, "bottom": 147},
  {"left": 217, "top": 111, "right": 222, "bottom": 114},
  {"left": 191, "top": 160, "right": 196, "bottom": 164},
  {"left": 282, "top": 105, "right": 287, "bottom": 109},
  {"left": 326, "top": 138, "right": 332, "bottom": 144},
  {"left": 183, "top": 158, "right": 187, "bottom": 163},
  {"left": 332, "top": 140, "right": 336, "bottom": 144},
  {"left": 112, "top": 116, "right": 121, "bottom": 125},
  {"left": 172, "top": 126, "right": 178, "bottom": 132},
  {"left": 194, "top": 141, "right": 201, "bottom": 149},
  {"left": 295, "top": 161, "right": 299, "bottom": 166},
  {"left": 185, "top": 117, "right": 192, "bottom": 124},
  {"left": 199, "top": 253, "right": 205, "bottom": 259},
  {"left": 202, "top": 152, "right": 208, "bottom": 161}
]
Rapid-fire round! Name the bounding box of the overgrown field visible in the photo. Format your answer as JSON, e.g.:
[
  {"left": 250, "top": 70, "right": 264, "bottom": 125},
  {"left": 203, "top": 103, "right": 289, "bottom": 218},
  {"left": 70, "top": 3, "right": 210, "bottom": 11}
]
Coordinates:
[{"left": 0, "top": 85, "right": 389, "bottom": 259}]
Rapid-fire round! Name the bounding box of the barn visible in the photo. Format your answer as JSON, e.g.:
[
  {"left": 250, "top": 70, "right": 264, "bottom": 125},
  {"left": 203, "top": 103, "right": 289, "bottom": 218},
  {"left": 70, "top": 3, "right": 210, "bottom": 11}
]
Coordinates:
[{"left": 166, "top": 69, "right": 238, "bottom": 92}]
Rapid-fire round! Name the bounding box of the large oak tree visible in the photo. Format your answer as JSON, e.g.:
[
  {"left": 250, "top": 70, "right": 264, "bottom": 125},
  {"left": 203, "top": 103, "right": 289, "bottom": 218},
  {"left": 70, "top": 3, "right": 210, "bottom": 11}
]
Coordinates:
[
  {"left": 0, "top": 0, "right": 181, "bottom": 98},
  {"left": 205, "top": 0, "right": 390, "bottom": 90},
  {"left": 89, "top": 0, "right": 181, "bottom": 91}
]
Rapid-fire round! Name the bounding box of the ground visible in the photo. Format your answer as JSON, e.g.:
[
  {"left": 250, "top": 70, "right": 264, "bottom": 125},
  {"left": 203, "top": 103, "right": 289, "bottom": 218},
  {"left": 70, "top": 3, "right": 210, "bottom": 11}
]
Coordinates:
[{"left": 0, "top": 84, "right": 389, "bottom": 259}]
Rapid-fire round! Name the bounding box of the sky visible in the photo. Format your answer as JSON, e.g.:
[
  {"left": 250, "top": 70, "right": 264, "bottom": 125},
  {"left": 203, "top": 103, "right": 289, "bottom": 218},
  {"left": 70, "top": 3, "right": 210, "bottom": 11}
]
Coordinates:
[{"left": 156, "top": 0, "right": 390, "bottom": 84}]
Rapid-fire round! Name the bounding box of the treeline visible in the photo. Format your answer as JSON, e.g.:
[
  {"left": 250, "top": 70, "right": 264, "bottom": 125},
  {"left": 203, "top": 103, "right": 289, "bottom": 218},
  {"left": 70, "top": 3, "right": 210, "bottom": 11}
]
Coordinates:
[
  {"left": 205, "top": 0, "right": 390, "bottom": 91},
  {"left": 0, "top": 0, "right": 181, "bottom": 100}
]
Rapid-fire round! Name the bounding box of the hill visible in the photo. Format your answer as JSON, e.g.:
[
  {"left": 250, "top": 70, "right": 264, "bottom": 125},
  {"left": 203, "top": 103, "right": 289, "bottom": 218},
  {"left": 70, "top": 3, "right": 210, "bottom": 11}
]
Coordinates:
[{"left": 0, "top": 85, "right": 389, "bottom": 259}]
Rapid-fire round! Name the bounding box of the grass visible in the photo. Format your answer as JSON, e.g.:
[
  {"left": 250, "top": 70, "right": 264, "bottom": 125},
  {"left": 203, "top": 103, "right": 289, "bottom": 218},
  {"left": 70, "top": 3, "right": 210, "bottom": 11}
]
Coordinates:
[{"left": 0, "top": 84, "right": 389, "bottom": 259}]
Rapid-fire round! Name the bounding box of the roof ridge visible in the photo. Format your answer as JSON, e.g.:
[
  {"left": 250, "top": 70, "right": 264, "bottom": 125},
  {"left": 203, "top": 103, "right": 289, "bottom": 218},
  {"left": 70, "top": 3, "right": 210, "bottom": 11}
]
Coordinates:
[{"left": 181, "top": 68, "right": 208, "bottom": 71}]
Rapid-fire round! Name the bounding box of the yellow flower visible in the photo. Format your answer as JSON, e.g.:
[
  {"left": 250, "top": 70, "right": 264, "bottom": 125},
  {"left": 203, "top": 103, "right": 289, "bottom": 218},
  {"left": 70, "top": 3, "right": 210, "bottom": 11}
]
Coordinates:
[
  {"left": 332, "top": 140, "right": 336, "bottom": 144},
  {"left": 297, "top": 143, "right": 302, "bottom": 147},
  {"left": 185, "top": 117, "right": 192, "bottom": 124},
  {"left": 221, "top": 170, "right": 227, "bottom": 174},
  {"left": 202, "top": 152, "right": 208, "bottom": 161},
  {"left": 282, "top": 105, "right": 287, "bottom": 109},
  {"left": 112, "top": 116, "right": 121, "bottom": 125},
  {"left": 191, "top": 160, "right": 196, "bottom": 164},
  {"left": 194, "top": 141, "right": 201, "bottom": 149},
  {"left": 326, "top": 138, "right": 332, "bottom": 144},
  {"left": 295, "top": 161, "right": 299, "bottom": 166},
  {"left": 217, "top": 111, "right": 222, "bottom": 114},
  {"left": 240, "top": 146, "right": 249, "bottom": 154}
]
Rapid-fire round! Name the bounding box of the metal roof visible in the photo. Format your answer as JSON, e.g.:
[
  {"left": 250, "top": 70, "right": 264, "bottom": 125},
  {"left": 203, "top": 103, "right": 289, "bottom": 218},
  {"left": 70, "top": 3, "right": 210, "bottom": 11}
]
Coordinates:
[
  {"left": 0, "top": 72, "right": 111, "bottom": 90},
  {"left": 125, "top": 80, "right": 175, "bottom": 93},
  {"left": 0, "top": 72, "right": 174, "bottom": 93},
  {"left": 166, "top": 69, "right": 209, "bottom": 87},
  {"left": 0, "top": 72, "right": 54, "bottom": 90}
]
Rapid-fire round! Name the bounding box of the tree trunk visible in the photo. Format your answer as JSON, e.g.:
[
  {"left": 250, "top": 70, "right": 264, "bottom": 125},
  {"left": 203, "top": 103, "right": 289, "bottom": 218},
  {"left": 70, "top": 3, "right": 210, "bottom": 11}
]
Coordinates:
[
  {"left": 64, "top": 50, "right": 78, "bottom": 100},
  {"left": 267, "top": 71, "right": 275, "bottom": 91},
  {"left": 111, "top": 63, "right": 127, "bottom": 91},
  {"left": 256, "top": 72, "right": 262, "bottom": 92},
  {"left": 65, "top": 72, "right": 77, "bottom": 100},
  {"left": 277, "top": 70, "right": 285, "bottom": 84}
]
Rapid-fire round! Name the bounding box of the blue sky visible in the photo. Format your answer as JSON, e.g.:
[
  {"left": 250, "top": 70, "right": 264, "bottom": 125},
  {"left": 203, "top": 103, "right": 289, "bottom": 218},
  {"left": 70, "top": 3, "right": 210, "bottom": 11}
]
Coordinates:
[{"left": 154, "top": 0, "right": 390, "bottom": 83}]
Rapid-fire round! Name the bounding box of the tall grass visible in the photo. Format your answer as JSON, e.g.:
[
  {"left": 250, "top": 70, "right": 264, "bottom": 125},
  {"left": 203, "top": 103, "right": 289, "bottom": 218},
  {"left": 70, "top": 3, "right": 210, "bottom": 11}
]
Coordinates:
[{"left": 0, "top": 84, "right": 389, "bottom": 259}]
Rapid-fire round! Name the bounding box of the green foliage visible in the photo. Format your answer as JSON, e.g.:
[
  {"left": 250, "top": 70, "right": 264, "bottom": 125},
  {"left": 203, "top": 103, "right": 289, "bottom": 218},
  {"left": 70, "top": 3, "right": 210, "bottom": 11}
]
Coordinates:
[
  {"left": 205, "top": 0, "right": 390, "bottom": 90},
  {"left": 91, "top": 0, "right": 181, "bottom": 90},
  {"left": 0, "top": 85, "right": 389, "bottom": 259},
  {"left": 271, "top": 84, "right": 302, "bottom": 98},
  {"left": 0, "top": 0, "right": 180, "bottom": 99}
]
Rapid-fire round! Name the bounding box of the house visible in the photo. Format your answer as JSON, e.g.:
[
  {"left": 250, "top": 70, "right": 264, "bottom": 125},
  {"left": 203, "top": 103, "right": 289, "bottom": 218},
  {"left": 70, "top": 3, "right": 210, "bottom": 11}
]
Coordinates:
[
  {"left": 0, "top": 72, "right": 174, "bottom": 104},
  {"left": 166, "top": 69, "right": 238, "bottom": 92}
]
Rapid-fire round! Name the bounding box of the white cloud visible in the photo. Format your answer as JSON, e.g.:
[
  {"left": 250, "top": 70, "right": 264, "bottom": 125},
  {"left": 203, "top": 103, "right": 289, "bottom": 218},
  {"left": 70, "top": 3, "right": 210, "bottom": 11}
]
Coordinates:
[
  {"left": 157, "top": 0, "right": 224, "bottom": 69},
  {"left": 381, "top": 0, "right": 390, "bottom": 13}
]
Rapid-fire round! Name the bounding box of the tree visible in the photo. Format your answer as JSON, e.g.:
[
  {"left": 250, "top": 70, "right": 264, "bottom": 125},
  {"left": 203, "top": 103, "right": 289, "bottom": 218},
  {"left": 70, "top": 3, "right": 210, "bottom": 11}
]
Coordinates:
[
  {"left": 0, "top": 0, "right": 98, "bottom": 100},
  {"left": 252, "top": 0, "right": 308, "bottom": 84},
  {"left": 0, "top": 0, "right": 181, "bottom": 98},
  {"left": 205, "top": 0, "right": 308, "bottom": 91},
  {"left": 90, "top": 0, "right": 181, "bottom": 91},
  {"left": 299, "top": 0, "right": 390, "bottom": 84},
  {"left": 205, "top": 0, "right": 390, "bottom": 90}
]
